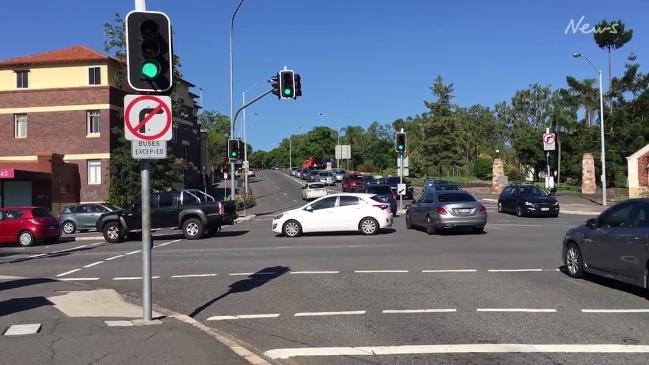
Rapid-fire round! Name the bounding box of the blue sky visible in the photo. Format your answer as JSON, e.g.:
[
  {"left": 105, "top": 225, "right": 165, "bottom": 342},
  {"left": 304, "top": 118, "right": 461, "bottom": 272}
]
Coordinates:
[{"left": 1, "top": 1, "right": 647, "bottom": 150}]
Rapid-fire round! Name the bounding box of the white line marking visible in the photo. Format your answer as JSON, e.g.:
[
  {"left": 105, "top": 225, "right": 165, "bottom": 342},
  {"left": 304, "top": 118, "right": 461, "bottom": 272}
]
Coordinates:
[
  {"left": 545, "top": 268, "right": 561, "bottom": 272},
  {"left": 477, "top": 308, "right": 557, "bottom": 313},
  {"left": 125, "top": 250, "right": 140, "bottom": 255},
  {"left": 294, "top": 311, "right": 366, "bottom": 317},
  {"left": 354, "top": 270, "right": 409, "bottom": 273},
  {"left": 487, "top": 269, "right": 544, "bottom": 272},
  {"left": 51, "top": 244, "right": 88, "bottom": 254},
  {"left": 264, "top": 344, "right": 649, "bottom": 359},
  {"left": 56, "top": 269, "right": 81, "bottom": 277},
  {"left": 26, "top": 253, "right": 47, "bottom": 258},
  {"left": 171, "top": 274, "right": 217, "bottom": 278},
  {"left": 290, "top": 271, "right": 340, "bottom": 274},
  {"left": 581, "top": 309, "right": 649, "bottom": 313},
  {"left": 207, "top": 314, "right": 280, "bottom": 320},
  {"left": 155, "top": 239, "right": 181, "bottom": 248},
  {"left": 83, "top": 261, "right": 104, "bottom": 268},
  {"left": 59, "top": 277, "right": 100, "bottom": 281},
  {"left": 105, "top": 255, "right": 124, "bottom": 261},
  {"left": 113, "top": 276, "right": 160, "bottom": 280},
  {"left": 382, "top": 309, "right": 457, "bottom": 313},
  {"left": 422, "top": 269, "right": 477, "bottom": 273},
  {"left": 228, "top": 272, "right": 276, "bottom": 276},
  {"left": 4, "top": 323, "right": 42, "bottom": 336},
  {"left": 89, "top": 241, "right": 104, "bottom": 246}
]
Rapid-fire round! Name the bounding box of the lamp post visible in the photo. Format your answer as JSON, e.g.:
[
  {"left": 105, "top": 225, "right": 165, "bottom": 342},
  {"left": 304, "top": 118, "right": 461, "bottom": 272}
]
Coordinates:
[
  {"left": 229, "top": 0, "right": 246, "bottom": 199},
  {"left": 573, "top": 52, "right": 607, "bottom": 206}
]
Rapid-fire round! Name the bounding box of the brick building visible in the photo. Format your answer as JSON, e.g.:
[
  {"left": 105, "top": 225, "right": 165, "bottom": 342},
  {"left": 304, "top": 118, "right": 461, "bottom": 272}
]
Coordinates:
[
  {"left": 0, "top": 46, "right": 203, "bottom": 213},
  {"left": 627, "top": 144, "right": 649, "bottom": 198}
]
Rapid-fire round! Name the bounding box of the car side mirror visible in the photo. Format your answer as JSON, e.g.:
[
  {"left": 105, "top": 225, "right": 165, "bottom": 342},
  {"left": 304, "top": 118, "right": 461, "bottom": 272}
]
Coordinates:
[
  {"left": 305, "top": 206, "right": 313, "bottom": 212},
  {"left": 586, "top": 218, "right": 597, "bottom": 229}
]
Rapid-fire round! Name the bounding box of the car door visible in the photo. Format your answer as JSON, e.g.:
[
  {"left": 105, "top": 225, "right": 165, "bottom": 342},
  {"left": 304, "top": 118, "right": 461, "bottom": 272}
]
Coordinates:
[
  {"left": 610, "top": 202, "right": 649, "bottom": 280},
  {"left": 0, "top": 211, "right": 9, "bottom": 242},
  {"left": 152, "top": 193, "right": 178, "bottom": 228},
  {"left": 301, "top": 196, "right": 338, "bottom": 232},
  {"left": 583, "top": 202, "right": 636, "bottom": 273},
  {"left": 409, "top": 195, "right": 425, "bottom": 226},
  {"left": 75, "top": 205, "right": 93, "bottom": 228},
  {"left": 1, "top": 210, "right": 25, "bottom": 243},
  {"left": 88, "top": 205, "right": 108, "bottom": 229},
  {"left": 335, "top": 195, "right": 364, "bottom": 230}
]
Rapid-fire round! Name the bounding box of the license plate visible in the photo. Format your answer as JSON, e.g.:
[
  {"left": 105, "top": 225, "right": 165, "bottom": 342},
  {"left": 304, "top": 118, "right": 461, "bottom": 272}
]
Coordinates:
[
  {"left": 541, "top": 208, "right": 549, "bottom": 211},
  {"left": 49, "top": 226, "right": 56, "bottom": 230},
  {"left": 458, "top": 209, "right": 471, "bottom": 213}
]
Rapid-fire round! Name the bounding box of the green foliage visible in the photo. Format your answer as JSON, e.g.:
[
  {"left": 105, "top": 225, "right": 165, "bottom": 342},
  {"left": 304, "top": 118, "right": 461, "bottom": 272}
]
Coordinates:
[
  {"left": 234, "top": 192, "right": 256, "bottom": 210},
  {"left": 505, "top": 165, "right": 526, "bottom": 183},
  {"left": 593, "top": 20, "right": 633, "bottom": 52},
  {"left": 472, "top": 158, "right": 492, "bottom": 180}
]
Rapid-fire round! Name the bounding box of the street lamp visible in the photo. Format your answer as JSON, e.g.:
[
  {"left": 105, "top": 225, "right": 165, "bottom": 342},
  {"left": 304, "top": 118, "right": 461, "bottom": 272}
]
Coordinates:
[
  {"left": 573, "top": 52, "right": 607, "bottom": 206},
  {"left": 229, "top": 0, "right": 246, "bottom": 199},
  {"left": 336, "top": 127, "right": 345, "bottom": 169}
]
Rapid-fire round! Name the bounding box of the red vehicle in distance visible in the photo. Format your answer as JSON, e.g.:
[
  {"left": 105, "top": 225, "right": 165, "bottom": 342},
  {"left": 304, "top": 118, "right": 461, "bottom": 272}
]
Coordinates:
[{"left": 0, "top": 207, "right": 61, "bottom": 247}]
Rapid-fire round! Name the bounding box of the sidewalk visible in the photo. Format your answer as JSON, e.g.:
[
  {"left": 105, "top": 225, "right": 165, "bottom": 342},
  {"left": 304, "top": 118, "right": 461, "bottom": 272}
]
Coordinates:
[{"left": 0, "top": 276, "right": 264, "bottom": 364}]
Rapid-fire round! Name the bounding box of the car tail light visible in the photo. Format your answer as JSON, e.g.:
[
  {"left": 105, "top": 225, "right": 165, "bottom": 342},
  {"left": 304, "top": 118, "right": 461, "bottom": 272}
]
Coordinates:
[
  {"left": 436, "top": 207, "right": 449, "bottom": 215},
  {"left": 219, "top": 203, "right": 224, "bottom": 215},
  {"left": 373, "top": 204, "right": 389, "bottom": 210},
  {"left": 479, "top": 205, "right": 487, "bottom": 214}
]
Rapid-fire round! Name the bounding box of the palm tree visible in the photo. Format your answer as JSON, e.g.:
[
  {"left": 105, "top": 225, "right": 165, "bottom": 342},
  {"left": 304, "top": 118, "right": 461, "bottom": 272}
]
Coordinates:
[
  {"left": 593, "top": 19, "right": 633, "bottom": 111},
  {"left": 565, "top": 76, "right": 598, "bottom": 127}
]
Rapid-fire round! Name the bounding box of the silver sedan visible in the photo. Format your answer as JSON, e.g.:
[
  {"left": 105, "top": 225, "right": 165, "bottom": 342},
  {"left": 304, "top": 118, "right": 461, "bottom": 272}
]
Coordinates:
[{"left": 405, "top": 191, "right": 487, "bottom": 234}]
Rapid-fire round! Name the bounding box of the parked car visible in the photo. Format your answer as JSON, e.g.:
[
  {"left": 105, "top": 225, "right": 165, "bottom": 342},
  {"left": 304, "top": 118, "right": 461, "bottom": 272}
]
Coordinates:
[
  {"left": 96, "top": 189, "right": 237, "bottom": 243},
  {"left": 362, "top": 175, "right": 378, "bottom": 187},
  {"left": 379, "top": 176, "right": 414, "bottom": 199},
  {"left": 332, "top": 169, "right": 347, "bottom": 182},
  {"left": 301, "top": 169, "right": 312, "bottom": 180},
  {"left": 406, "top": 191, "right": 487, "bottom": 234},
  {"left": 307, "top": 170, "right": 321, "bottom": 182},
  {"left": 422, "top": 178, "right": 450, "bottom": 192},
  {"left": 0, "top": 207, "right": 61, "bottom": 246},
  {"left": 362, "top": 184, "right": 397, "bottom": 215},
  {"left": 317, "top": 171, "right": 335, "bottom": 185},
  {"left": 247, "top": 169, "right": 256, "bottom": 177},
  {"left": 342, "top": 174, "right": 364, "bottom": 192},
  {"left": 563, "top": 199, "right": 649, "bottom": 289},
  {"left": 59, "top": 203, "right": 121, "bottom": 234},
  {"left": 302, "top": 182, "right": 328, "bottom": 200},
  {"left": 290, "top": 167, "right": 301, "bottom": 176},
  {"left": 498, "top": 184, "right": 559, "bottom": 217},
  {"left": 424, "top": 184, "right": 462, "bottom": 192},
  {"left": 272, "top": 193, "right": 393, "bottom": 237}
]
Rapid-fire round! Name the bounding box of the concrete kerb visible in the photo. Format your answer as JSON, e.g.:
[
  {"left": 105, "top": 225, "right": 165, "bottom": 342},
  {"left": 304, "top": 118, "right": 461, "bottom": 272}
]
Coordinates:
[{"left": 235, "top": 215, "right": 256, "bottom": 223}]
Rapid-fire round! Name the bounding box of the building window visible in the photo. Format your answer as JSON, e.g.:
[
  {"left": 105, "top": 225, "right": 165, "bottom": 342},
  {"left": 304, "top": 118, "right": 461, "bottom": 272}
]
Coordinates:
[
  {"left": 87, "top": 110, "right": 101, "bottom": 135},
  {"left": 16, "top": 70, "right": 28, "bottom": 88},
  {"left": 14, "top": 114, "right": 27, "bottom": 138},
  {"left": 88, "top": 67, "right": 101, "bottom": 85},
  {"left": 88, "top": 160, "right": 101, "bottom": 185}
]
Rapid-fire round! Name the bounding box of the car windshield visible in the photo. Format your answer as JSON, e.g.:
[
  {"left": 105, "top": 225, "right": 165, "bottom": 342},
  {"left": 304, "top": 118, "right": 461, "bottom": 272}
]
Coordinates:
[
  {"left": 519, "top": 187, "right": 547, "bottom": 196},
  {"left": 386, "top": 177, "right": 400, "bottom": 184},
  {"left": 104, "top": 204, "right": 121, "bottom": 211},
  {"left": 438, "top": 193, "right": 476, "bottom": 202},
  {"left": 348, "top": 176, "right": 363, "bottom": 181},
  {"left": 309, "top": 183, "right": 325, "bottom": 189},
  {"left": 32, "top": 207, "right": 53, "bottom": 217},
  {"left": 436, "top": 184, "right": 460, "bottom": 191},
  {"left": 367, "top": 186, "right": 392, "bottom": 195}
]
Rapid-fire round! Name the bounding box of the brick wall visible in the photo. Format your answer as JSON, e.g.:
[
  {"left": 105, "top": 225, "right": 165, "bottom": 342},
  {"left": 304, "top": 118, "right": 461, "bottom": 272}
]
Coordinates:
[
  {"left": 0, "top": 86, "right": 111, "bottom": 108},
  {"left": 639, "top": 153, "right": 649, "bottom": 187}
]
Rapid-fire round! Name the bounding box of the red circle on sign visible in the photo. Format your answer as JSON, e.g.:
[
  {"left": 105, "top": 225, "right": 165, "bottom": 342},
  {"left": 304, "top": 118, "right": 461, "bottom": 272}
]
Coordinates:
[
  {"left": 544, "top": 134, "right": 555, "bottom": 144},
  {"left": 125, "top": 95, "right": 172, "bottom": 141}
]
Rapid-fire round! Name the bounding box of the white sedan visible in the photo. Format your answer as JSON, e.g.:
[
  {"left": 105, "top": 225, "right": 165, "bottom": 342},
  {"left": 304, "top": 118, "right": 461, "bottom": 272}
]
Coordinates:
[
  {"left": 302, "top": 183, "right": 327, "bottom": 200},
  {"left": 272, "top": 193, "right": 393, "bottom": 237}
]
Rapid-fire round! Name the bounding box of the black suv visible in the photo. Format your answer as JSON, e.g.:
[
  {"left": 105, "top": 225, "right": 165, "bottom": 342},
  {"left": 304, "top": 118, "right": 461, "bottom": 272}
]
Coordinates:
[
  {"left": 96, "top": 189, "right": 237, "bottom": 243},
  {"left": 498, "top": 184, "right": 559, "bottom": 217}
]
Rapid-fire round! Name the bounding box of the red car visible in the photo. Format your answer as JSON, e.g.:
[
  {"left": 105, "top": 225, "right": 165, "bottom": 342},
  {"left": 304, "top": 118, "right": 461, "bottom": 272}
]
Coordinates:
[
  {"left": 342, "top": 173, "right": 364, "bottom": 192},
  {"left": 0, "top": 207, "right": 61, "bottom": 246}
]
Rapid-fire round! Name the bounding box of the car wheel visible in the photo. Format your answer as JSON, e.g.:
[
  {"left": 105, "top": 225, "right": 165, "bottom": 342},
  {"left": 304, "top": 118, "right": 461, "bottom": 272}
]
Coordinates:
[
  {"left": 17, "top": 231, "right": 35, "bottom": 247},
  {"left": 359, "top": 217, "right": 379, "bottom": 235},
  {"left": 425, "top": 216, "right": 436, "bottom": 235},
  {"left": 405, "top": 212, "right": 413, "bottom": 229},
  {"left": 516, "top": 205, "right": 525, "bottom": 217},
  {"left": 62, "top": 221, "right": 76, "bottom": 234},
  {"left": 472, "top": 226, "right": 485, "bottom": 234},
  {"left": 497, "top": 202, "right": 503, "bottom": 213},
  {"left": 565, "top": 243, "right": 584, "bottom": 278},
  {"left": 283, "top": 220, "right": 302, "bottom": 238},
  {"left": 103, "top": 222, "right": 124, "bottom": 243},
  {"left": 183, "top": 218, "right": 204, "bottom": 240}
]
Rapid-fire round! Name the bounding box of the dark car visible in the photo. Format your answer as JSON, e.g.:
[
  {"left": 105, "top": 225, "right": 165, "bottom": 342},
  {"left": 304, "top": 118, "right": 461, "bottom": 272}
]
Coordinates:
[
  {"left": 498, "top": 184, "right": 559, "bottom": 217},
  {"left": 406, "top": 191, "right": 487, "bottom": 235},
  {"left": 423, "top": 184, "right": 461, "bottom": 193},
  {"left": 361, "top": 175, "right": 378, "bottom": 187},
  {"left": 423, "top": 178, "right": 450, "bottom": 192},
  {"left": 379, "top": 176, "right": 414, "bottom": 200},
  {"left": 363, "top": 184, "right": 397, "bottom": 215},
  {"left": 0, "top": 207, "right": 61, "bottom": 246},
  {"left": 563, "top": 199, "right": 649, "bottom": 289},
  {"left": 59, "top": 203, "right": 121, "bottom": 234},
  {"left": 342, "top": 174, "right": 364, "bottom": 192}
]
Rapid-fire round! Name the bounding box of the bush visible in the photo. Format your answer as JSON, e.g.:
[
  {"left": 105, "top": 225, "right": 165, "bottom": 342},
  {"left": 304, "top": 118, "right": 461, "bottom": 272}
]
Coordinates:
[
  {"left": 235, "top": 192, "right": 256, "bottom": 210},
  {"left": 506, "top": 166, "right": 526, "bottom": 182},
  {"left": 472, "top": 158, "right": 492, "bottom": 180}
]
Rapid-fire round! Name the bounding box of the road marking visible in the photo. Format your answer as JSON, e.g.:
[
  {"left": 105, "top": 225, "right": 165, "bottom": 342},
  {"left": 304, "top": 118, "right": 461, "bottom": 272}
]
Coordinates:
[
  {"left": 83, "top": 261, "right": 104, "bottom": 268},
  {"left": 282, "top": 192, "right": 288, "bottom": 196},
  {"left": 26, "top": 253, "right": 47, "bottom": 258},
  {"left": 125, "top": 250, "right": 140, "bottom": 255},
  {"left": 264, "top": 344, "right": 649, "bottom": 359},
  {"left": 3, "top": 324, "right": 41, "bottom": 336},
  {"left": 228, "top": 272, "right": 276, "bottom": 276},
  {"left": 89, "top": 242, "right": 104, "bottom": 246},
  {"left": 290, "top": 271, "right": 340, "bottom": 274},
  {"left": 207, "top": 314, "right": 280, "bottom": 321},
  {"left": 487, "top": 269, "right": 544, "bottom": 272},
  {"left": 581, "top": 309, "right": 649, "bottom": 313},
  {"left": 155, "top": 239, "right": 181, "bottom": 248},
  {"left": 293, "top": 200, "right": 298, "bottom": 203},
  {"left": 56, "top": 269, "right": 81, "bottom": 277},
  {"left": 171, "top": 274, "right": 218, "bottom": 278},
  {"left": 545, "top": 268, "right": 561, "bottom": 272},
  {"left": 382, "top": 309, "right": 457, "bottom": 313},
  {"left": 113, "top": 276, "right": 160, "bottom": 280},
  {"left": 51, "top": 244, "right": 88, "bottom": 254},
  {"left": 422, "top": 269, "right": 477, "bottom": 273},
  {"left": 477, "top": 308, "right": 557, "bottom": 313},
  {"left": 105, "top": 255, "right": 124, "bottom": 261},
  {"left": 59, "top": 277, "right": 100, "bottom": 281},
  {"left": 354, "top": 270, "right": 409, "bottom": 273},
  {"left": 294, "top": 311, "right": 366, "bottom": 317}
]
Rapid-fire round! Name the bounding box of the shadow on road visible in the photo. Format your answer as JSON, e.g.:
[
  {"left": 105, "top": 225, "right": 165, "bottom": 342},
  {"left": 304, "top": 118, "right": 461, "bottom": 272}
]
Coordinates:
[
  {"left": 558, "top": 265, "right": 649, "bottom": 299},
  {"left": 0, "top": 296, "right": 53, "bottom": 316},
  {"left": 3, "top": 245, "right": 99, "bottom": 265},
  {"left": 189, "top": 266, "right": 290, "bottom": 318},
  {"left": 0, "top": 278, "right": 56, "bottom": 292}
]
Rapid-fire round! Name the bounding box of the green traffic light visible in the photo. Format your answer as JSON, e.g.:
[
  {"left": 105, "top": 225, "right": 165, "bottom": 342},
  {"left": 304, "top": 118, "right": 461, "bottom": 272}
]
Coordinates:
[
  {"left": 231, "top": 152, "right": 237, "bottom": 157},
  {"left": 283, "top": 88, "right": 292, "bottom": 95},
  {"left": 398, "top": 145, "right": 404, "bottom": 150},
  {"left": 141, "top": 61, "right": 160, "bottom": 79}
]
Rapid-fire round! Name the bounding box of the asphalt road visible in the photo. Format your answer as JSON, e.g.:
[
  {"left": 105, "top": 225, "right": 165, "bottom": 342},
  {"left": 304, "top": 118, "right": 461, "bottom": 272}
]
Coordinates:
[{"left": 2, "top": 170, "right": 649, "bottom": 364}]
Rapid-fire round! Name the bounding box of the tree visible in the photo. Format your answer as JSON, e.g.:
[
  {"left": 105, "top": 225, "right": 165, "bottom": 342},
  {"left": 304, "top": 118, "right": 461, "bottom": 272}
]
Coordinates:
[{"left": 593, "top": 19, "right": 633, "bottom": 111}]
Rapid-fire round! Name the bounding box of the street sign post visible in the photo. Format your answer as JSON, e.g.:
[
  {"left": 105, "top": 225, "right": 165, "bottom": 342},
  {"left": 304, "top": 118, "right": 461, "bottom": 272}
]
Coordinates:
[
  {"left": 397, "top": 156, "right": 409, "bottom": 168},
  {"left": 543, "top": 132, "right": 556, "bottom": 151},
  {"left": 124, "top": 95, "right": 173, "bottom": 141},
  {"left": 131, "top": 140, "right": 167, "bottom": 159},
  {"left": 335, "top": 145, "right": 351, "bottom": 160},
  {"left": 397, "top": 183, "right": 407, "bottom": 196}
]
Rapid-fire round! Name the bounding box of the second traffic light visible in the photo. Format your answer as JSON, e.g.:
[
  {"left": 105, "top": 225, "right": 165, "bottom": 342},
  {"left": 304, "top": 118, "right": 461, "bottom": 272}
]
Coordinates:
[
  {"left": 228, "top": 139, "right": 241, "bottom": 160},
  {"left": 270, "top": 70, "right": 302, "bottom": 100},
  {"left": 126, "top": 11, "right": 173, "bottom": 93},
  {"left": 395, "top": 132, "right": 406, "bottom": 153}
]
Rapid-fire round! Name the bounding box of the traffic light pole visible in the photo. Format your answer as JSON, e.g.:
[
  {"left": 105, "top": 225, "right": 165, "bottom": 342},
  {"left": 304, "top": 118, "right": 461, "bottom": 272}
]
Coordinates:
[
  {"left": 399, "top": 153, "right": 404, "bottom": 211},
  {"left": 232, "top": 89, "right": 273, "bottom": 126}
]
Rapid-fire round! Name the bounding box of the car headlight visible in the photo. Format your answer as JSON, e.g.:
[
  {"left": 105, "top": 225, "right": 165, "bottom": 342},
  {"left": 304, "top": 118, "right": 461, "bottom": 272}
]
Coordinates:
[
  {"left": 554, "top": 201, "right": 559, "bottom": 206},
  {"left": 524, "top": 201, "right": 534, "bottom": 207},
  {"left": 273, "top": 213, "right": 284, "bottom": 220}
]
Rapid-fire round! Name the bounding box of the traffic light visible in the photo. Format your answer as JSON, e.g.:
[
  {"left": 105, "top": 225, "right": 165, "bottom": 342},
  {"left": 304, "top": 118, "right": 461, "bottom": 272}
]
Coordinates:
[
  {"left": 294, "top": 74, "right": 302, "bottom": 98},
  {"left": 279, "top": 70, "right": 295, "bottom": 99},
  {"left": 228, "top": 139, "right": 240, "bottom": 160},
  {"left": 126, "top": 11, "right": 173, "bottom": 92},
  {"left": 395, "top": 132, "right": 406, "bottom": 153},
  {"left": 270, "top": 73, "right": 280, "bottom": 98}
]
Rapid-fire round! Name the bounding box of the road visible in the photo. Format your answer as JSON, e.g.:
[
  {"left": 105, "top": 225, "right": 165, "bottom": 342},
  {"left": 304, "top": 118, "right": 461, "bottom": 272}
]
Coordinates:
[{"left": 2, "top": 170, "right": 649, "bottom": 364}]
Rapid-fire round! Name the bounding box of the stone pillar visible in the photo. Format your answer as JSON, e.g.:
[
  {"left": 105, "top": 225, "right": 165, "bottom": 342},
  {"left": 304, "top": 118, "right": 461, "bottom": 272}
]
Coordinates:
[
  {"left": 491, "top": 158, "right": 505, "bottom": 193},
  {"left": 581, "top": 153, "right": 597, "bottom": 194}
]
